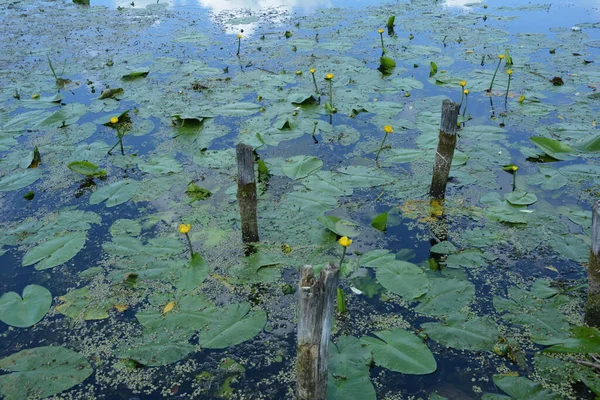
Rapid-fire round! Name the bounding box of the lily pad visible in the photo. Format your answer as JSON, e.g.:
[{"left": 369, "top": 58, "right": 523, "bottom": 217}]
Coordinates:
[
  {"left": 482, "top": 375, "right": 561, "bottom": 400},
  {"left": 421, "top": 313, "right": 500, "bottom": 351},
  {"left": 328, "top": 336, "right": 376, "bottom": 400},
  {"left": 282, "top": 155, "right": 323, "bottom": 180},
  {"left": 22, "top": 232, "right": 86, "bottom": 270},
  {"left": 530, "top": 136, "right": 574, "bottom": 160},
  {"left": 0, "top": 347, "right": 93, "bottom": 400},
  {"left": 505, "top": 191, "right": 537, "bottom": 206},
  {"left": 361, "top": 328, "right": 437, "bottom": 374},
  {"left": 197, "top": 303, "right": 267, "bottom": 349},
  {"left": 0, "top": 169, "right": 43, "bottom": 192},
  {"left": 316, "top": 215, "right": 359, "bottom": 237},
  {"left": 89, "top": 179, "right": 140, "bottom": 207},
  {"left": 415, "top": 278, "right": 475, "bottom": 317},
  {"left": 376, "top": 260, "right": 429, "bottom": 299},
  {"left": 0, "top": 285, "right": 52, "bottom": 328}
]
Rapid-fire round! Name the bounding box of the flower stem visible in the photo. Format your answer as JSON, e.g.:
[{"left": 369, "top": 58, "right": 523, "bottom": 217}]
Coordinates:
[
  {"left": 375, "top": 131, "right": 389, "bottom": 166},
  {"left": 462, "top": 95, "right": 468, "bottom": 118},
  {"left": 329, "top": 80, "right": 334, "bottom": 108},
  {"left": 311, "top": 73, "right": 319, "bottom": 94},
  {"left": 488, "top": 58, "right": 502, "bottom": 92},
  {"left": 379, "top": 32, "right": 385, "bottom": 52},
  {"left": 236, "top": 38, "right": 241, "bottom": 56},
  {"left": 505, "top": 74, "right": 511, "bottom": 105},
  {"left": 311, "top": 121, "right": 319, "bottom": 143},
  {"left": 512, "top": 171, "right": 517, "bottom": 192},
  {"left": 185, "top": 232, "right": 194, "bottom": 258},
  {"left": 338, "top": 246, "right": 347, "bottom": 269}
]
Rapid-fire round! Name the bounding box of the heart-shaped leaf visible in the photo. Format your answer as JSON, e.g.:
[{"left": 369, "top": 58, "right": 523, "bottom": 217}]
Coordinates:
[
  {"left": 22, "top": 232, "right": 86, "bottom": 270},
  {"left": 0, "top": 285, "right": 52, "bottom": 327}
]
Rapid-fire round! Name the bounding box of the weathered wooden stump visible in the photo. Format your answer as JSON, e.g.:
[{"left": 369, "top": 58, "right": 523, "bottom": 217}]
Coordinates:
[
  {"left": 429, "top": 99, "right": 460, "bottom": 200},
  {"left": 297, "top": 263, "right": 340, "bottom": 400},
  {"left": 236, "top": 143, "right": 259, "bottom": 252},
  {"left": 585, "top": 200, "right": 600, "bottom": 327}
]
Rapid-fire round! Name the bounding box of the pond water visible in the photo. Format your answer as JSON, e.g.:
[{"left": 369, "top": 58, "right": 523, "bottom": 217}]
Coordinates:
[{"left": 0, "top": 0, "right": 599, "bottom": 399}]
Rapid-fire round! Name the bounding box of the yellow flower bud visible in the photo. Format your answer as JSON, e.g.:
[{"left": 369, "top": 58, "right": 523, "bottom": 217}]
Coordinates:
[
  {"left": 178, "top": 223, "right": 191, "bottom": 234},
  {"left": 463, "top": 89, "right": 470, "bottom": 95},
  {"left": 325, "top": 73, "right": 334, "bottom": 80},
  {"left": 378, "top": 29, "right": 384, "bottom": 34},
  {"left": 310, "top": 68, "right": 316, "bottom": 74},
  {"left": 506, "top": 69, "right": 513, "bottom": 75},
  {"left": 295, "top": 70, "right": 302, "bottom": 75},
  {"left": 459, "top": 80, "right": 467, "bottom": 87},
  {"left": 512, "top": 165, "right": 518, "bottom": 171},
  {"left": 338, "top": 236, "right": 352, "bottom": 247},
  {"left": 518, "top": 95, "right": 525, "bottom": 103},
  {"left": 237, "top": 33, "right": 242, "bottom": 39},
  {"left": 498, "top": 54, "right": 504, "bottom": 59},
  {"left": 384, "top": 125, "right": 393, "bottom": 133},
  {"left": 110, "top": 116, "right": 119, "bottom": 124}
]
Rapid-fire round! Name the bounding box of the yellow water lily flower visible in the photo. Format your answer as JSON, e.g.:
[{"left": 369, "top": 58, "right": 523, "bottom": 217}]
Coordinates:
[
  {"left": 463, "top": 89, "right": 470, "bottom": 95},
  {"left": 512, "top": 165, "right": 518, "bottom": 171},
  {"left": 178, "top": 223, "right": 191, "bottom": 234},
  {"left": 459, "top": 80, "right": 467, "bottom": 87},
  {"left": 498, "top": 54, "right": 504, "bottom": 59},
  {"left": 325, "top": 73, "right": 334, "bottom": 80},
  {"left": 338, "top": 236, "right": 352, "bottom": 247},
  {"left": 110, "top": 116, "right": 119, "bottom": 124},
  {"left": 163, "top": 301, "right": 176, "bottom": 314},
  {"left": 237, "top": 33, "right": 242, "bottom": 39},
  {"left": 378, "top": 29, "right": 384, "bottom": 33},
  {"left": 384, "top": 125, "right": 393, "bottom": 133},
  {"left": 310, "top": 68, "right": 316, "bottom": 74},
  {"left": 506, "top": 69, "right": 513, "bottom": 75}
]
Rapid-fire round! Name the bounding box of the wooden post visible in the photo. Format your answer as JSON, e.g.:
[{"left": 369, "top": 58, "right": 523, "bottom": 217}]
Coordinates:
[
  {"left": 585, "top": 200, "right": 600, "bottom": 327},
  {"left": 429, "top": 99, "right": 460, "bottom": 199},
  {"left": 297, "top": 263, "right": 340, "bottom": 400},
  {"left": 236, "top": 144, "right": 259, "bottom": 251}
]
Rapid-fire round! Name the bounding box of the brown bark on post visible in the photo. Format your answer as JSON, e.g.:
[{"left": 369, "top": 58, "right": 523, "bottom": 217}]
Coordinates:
[
  {"left": 429, "top": 99, "right": 460, "bottom": 200},
  {"left": 236, "top": 143, "right": 259, "bottom": 252},
  {"left": 297, "top": 263, "right": 340, "bottom": 400},
  {"left": 585, "top": 200, "right": 600, "bottom": 327}
]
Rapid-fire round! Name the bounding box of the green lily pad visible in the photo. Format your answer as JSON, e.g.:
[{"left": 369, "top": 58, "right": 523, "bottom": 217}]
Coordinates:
[
  {"left": 55, "top": 287, "right": 113, "bottom": 320},
  {"left": 316, "top": 215, "right": 359, "bottom": 237},
  {"left": 138, "top": 156, "right": 182, "bottom": 175},
  {"left": 530, "top": 136, "right": 574, "bottom": 160},
  {"left": 361, "top": 328, "right": 437, "bottom": 374},
  {"left": 0, "top": 169, "right": 43, "bottom": 192},
  {"left": 421, "top": 313, "right": 500, "bottom": 351},
  {"left": 505, "top": 190, "right": 537, "bottom": 206},
  {"left": 119, "top": 331, "right": 194, "bottom": 367},
  {"left": 376, "top": 260, "right": 429, "bottom": 299},
  {"left": 122, "top": 69, "right": 150, "bottom": 80},
  {"left": 89, "top": 179, "right": 140, "bottom": 207},
  {"left": 197, "top": 303, "right": 267, "bottom": 349},
  {"left": 175, "top": 253, "right": 210, "bottom": 291},
  {"left": 0, "top": 285, "right": 52, "bottom": 328},
  {"left": 328, "top": 336, "right": 376, "bottom": 400},
  {"left": 68, "top": 161, "right": 106, "bottom": 177},
  {"left": 22, "top": 232, "right": 86, "bottom": 270},
  {"left": 0, "top": 346, "right": 93, "bottom": 400},
  {"left": 281, "top": 155, "right": 323, "bottom": 180},
  {"left": 482, "top": 375, "right": 561, "bottom": 400},
  {"left": 540, "top": 326, "right": 600, "bottom": 353},
  {"left": 416, "top": 278, "right": 475, "bottom": 317},
  {"left": 371, "top": 212, "right": 388, "bottom": 231}
]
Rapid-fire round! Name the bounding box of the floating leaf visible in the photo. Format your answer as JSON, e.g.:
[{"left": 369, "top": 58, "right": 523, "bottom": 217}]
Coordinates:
[
  {"left": 429, "top": 241, "right": 457, "bottom": 254},
  {"left": 541, "top": 326, "right": 600, "bottom": 353},
  {"left": 22, "top": 232, "right": 86, "bottom": 270},
  {"left": 68, "top": 161, "right": 106, "bottom": 177},
  {"left": 89, "top": 179, "right": 140, "bottom": 207},
  {"left": 0, "top": 169, "right": 43, "bottom": 192},
  {"left": 416, "top": 278, "right": 475, "bottom": 317},
  {"left": 317, "top": 215, "right": 359, "bottom": 237},
  {"left": 0, "top": 346, "right": 93, "bottom": 400},
  {"left": 328, "top": 336, "right": 376, "bottom": 400},
  {"left": 421, "top": 313, "right": 500, "bottom": 351},
  {"left": 359, "top": 249, "right": 396, "bottom": 268},
  {"left": 121, "top": 69, "right": 150, "bottom": 80},
  {"left": 175, "top": 252, "right": 210, "bottom": 291},
  {"left": 56, "top": 287, "right": 113, "bottom": 320},
  {"left": 376, "top": 260, "right": 429, "bottom": 299},
  {"left": 548, "top": 235, "right": 588, "bottom": 262},
  {"left": 530, "top": 136, "right": 574, "bottom": 160},
  {"left": 138, "top": 156, "right": 182, "bottom": 175},
  {"left": 281, "top": 155, "right": 323, "bottom": 180},
  {"left": 0, "top": 285, "right": 52, "bottom": 328},
  {"left": 482, "top": 375, "right": 561, "bottom": 400},
  {"left": 505, "top": 191, "right": 537, "bottom": 206},
  {"left": 197, "top": 303, "right": 267, "bottom": 349},
  {"left": 429, "top": 61, "right": 438, "bottom": 77},
  {"left": 361, "top": 328, "right": 437, "bottom": 374},
  {"left": 119, "top": 331, "right": 195, "bottom": 367},
  {"left": 371, "top": 212, "right": 388, "bottom": 231}
]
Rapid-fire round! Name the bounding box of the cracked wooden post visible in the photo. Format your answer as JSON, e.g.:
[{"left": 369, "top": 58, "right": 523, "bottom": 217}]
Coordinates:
[
  {"left": 429, "top": 99, "right": 460, "bottom": 200},
  {"left": 585, "top": 200, "right": 600, "bottom": 327},
  {"left": 297, "top": 263, "right": 340, "bottom": 400},
  {"left": 236, "top": 143, "right": 259, "bottom": 254}
]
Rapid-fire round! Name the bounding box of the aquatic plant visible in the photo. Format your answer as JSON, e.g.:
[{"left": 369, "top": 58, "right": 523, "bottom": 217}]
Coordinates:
[
  {"left": 488, "top": 53, "right": 505, "bottom": 92},
  {"left": 324, "top": 73, "right": 336, "bottom": 113},
  {"left": 236, "top": 33, "right": 242, "bottom": 56},
  {"left": 375, "top": 125, "right": 393, "bottom": 166},
  {"left": 178, "top": 223, "right": 194, "bottom": 258},
  {"left": 310, "top": 68, "right": 319, "bottom": 94},
  {"left": 505, "top": 69, "right": 513, "bottom": 104},
  {"left": 462, "top": 89, "right": 470, "bottom": 119},
  {"left": 459, "top": 80, "right": 467, "bottom": 109},
  {"left": 378, "top": 28, "right": 386, "bottom": 53}
]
